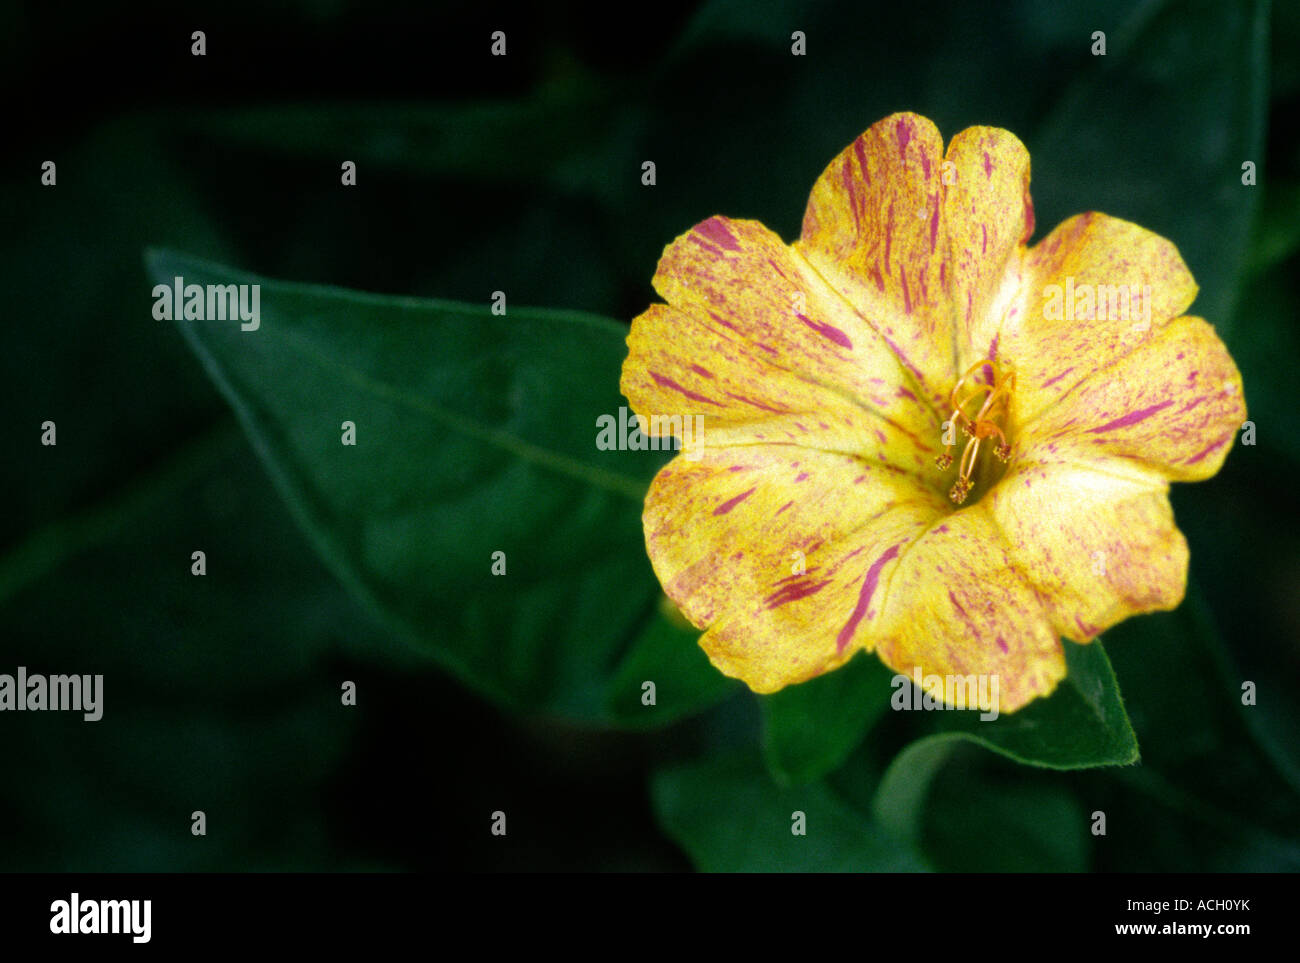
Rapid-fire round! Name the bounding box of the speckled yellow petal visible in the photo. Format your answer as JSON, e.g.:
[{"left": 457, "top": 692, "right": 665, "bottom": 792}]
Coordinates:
[
  {"left": 997, "top": 212, "right": 1199, "bottom": 426},
  {"left": 940, "top": 125, "right": 1034, "bottom": 367},
  {"left": 988, "top": 466, "right": 1186, "bottom": 643},
  {"left": 870, "top": 507, "right": 1066, "bottom": 713},
  {"left": 621, "top": 215, "right": 940, "bottom": 474},
  {"left": 795, "top": 113, "right": 956, "bottom": 411},
  {"left": 642, "top": 444, "right": 945, "bottom": 691},
  {"left": 1022, "top": 315, "right": 1246, "bottom": 481}
]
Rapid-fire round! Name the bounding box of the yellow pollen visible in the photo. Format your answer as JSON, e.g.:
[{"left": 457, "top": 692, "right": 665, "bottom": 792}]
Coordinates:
[{"left": 936, "top": 360, "right": 1015, "bottom": 504}]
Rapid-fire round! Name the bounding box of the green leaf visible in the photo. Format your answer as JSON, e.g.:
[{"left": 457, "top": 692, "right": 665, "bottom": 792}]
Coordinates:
[
  {"left": 922, "top": 759, "right": 1090, "bottom": 872},
  {"left": 869, "top": 640, "right": 1135, "bottom": 854},
  {"left": 925, "top": 639, "right": 1139, "bottom": 769},
  {"left": 872, "top": 736, "right": 961, "bottom": 843},
  {"left": 652, "top": 752, "right": 928, "bottom": 872},
  {"left": 1030, "top": 0, "right": 1270, "bottom": 333},
  {"left": 603, "top": 599, "right": 739, "bottom": 727},
  {"left": 878, "top": 738, "right": 1091, "bottom": 870},
  {"left": 145, "top": 249, "right": 667, "bottom": 721},
  {"left": 760, "top": 651, "right": 896, "bottom": 785}
]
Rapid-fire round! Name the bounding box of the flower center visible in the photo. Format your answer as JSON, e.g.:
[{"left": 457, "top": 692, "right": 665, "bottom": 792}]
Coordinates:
[{"left": 934, "top": 361, "right": 1015, "bottom": 505}]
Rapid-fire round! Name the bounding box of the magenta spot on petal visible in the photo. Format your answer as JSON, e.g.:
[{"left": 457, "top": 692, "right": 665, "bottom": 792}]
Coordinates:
[
  {"left": 765, "top": 256, "right": 791, "bottom": 281},
  {"left": 707, "top": 311, "right": 738, "bottom": 333},
  {"left": 874, "top": 428, "right": 887, "bottom": 444},
  {"left": 1185, "top": 434, "right": 1230, "bottom": 465},
  {"left": 935, "top": 524, "right": 949, "bottom": 534},
  {"left": 690, "top": 363, "right": 715, "bottom": 379},
  {"left": 650, "top": 371, "right": 723, "bottom": 406},
  {"left": 947, "top": 589, "right": 981, "bottom": 640},
  {"left": 837, "top": 543, "right": 902, "bottom": 652},
  {"left": 1087, "top": 399, "right": 1174, "bottom": 434},
  {"left": 795, "top": 472, "right": 810, "bottom": 482},
  {"left": 898, "top": 386, "right": 917, "bottom": 402},
  {"left": 987, "top": 333, "right": 1000, "bottom": 363},
  {"left": 725, "top": 391, "right": 786, "bottom": 413},
  {"left": 896, "top": 117, "right": 913, "bottom": 160},
  {"left": 1041, "top": 366, "right": 1075, "bottom": 389},
  {"left": 765, "top": 578, "right": 833, "bottom": 610},
  {"left": 853, "top": 138, "right": 871, "bottom": 185},
  {"left": 775, "top": 500, "right": 794, "bottom": 516},
  {"left": 982, "top": 151, "right": 993, "bottom": 177},
  {"left": 712, "top": 487, "right": 755, "bottom": 516},
  {"left": 884, "top": 201, "right": 895, "bottom": 271},
  {"left": 853, "top": 475, "right": 867, "bottom": 484},
  {"left": 728, "top": 465, "right": 748, "bottom": 472},
  {"left": 796, "top": 312, "right": 853, "bottom": 349},
  {"left": 981, "top": 222, "right": 988, "bottom": 254},
  {"left": 920, "top": 151, "right": 931, "bottom": 179},
  {"left": 997, "top": 636, "right": 1009, "bottom": 654},
  {"left": 697, "top": 216, "right": 741, "bottom": 252}
]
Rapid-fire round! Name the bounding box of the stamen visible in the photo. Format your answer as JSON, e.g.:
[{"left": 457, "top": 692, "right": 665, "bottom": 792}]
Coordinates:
[{"left": 934, "top": 362, "right": 1015, "bottom": 503}]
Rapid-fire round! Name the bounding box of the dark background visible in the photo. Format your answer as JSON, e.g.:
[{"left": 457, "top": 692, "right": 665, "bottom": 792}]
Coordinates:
[{"left": 2, "top": 0, "right": 1297, "bottom": 871}]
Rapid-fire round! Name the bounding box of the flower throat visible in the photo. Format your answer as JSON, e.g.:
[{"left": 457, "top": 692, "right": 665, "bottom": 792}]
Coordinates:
[{"left": 934, "top": 361, "right": 1015, "bottom": 505}]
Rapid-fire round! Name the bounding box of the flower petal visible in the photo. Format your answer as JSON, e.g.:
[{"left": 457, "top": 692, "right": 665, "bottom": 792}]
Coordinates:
[
  {"left": 870, "top": 507, "right": 1066, "bottom": 713},
  {"left": 622, "top": 215, "right": 940, "bottom": 475},
  {"left": 642, "top": 445, "right": 945, "bottom": 692},
  {"left": 998, "top": 212, "right": 1199, "bottom": 425},
  {"left": 795, "top": 112, "right": 956, "bottom": 410},
  {"left": 940, "top": 125, "right": 1033, "bottom": 367},
  {"left": 1021, "top": 315, "right": 1246, "bottom": 481},
  {"left": 989, "top": 465, "right": 1187, "bottom": 643}
]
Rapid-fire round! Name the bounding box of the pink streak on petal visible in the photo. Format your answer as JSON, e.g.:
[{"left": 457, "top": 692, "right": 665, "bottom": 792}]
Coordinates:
[
  {"left": 837, "top": 543, "right": 902, "bottom": 652},
  {"left": 853, "top": 138, "right": 871, "bottom": 185},
  {"left": 796, "top": 313, "right": 853, "bottom": 349},
  {"left": 650, "top": 371, "right": 723, "bottom": 406},
  {"left": 1185, "top": 434, "right": 1230, "bottom": 465},
  {"left": 725, "top": 391, "right": 787, "bottom": 413},
  {"left": 712, "top": 487, "right": 756, "bottom": 516},
  {"left": 1087, "top": 400, "right": 1174, "bottom": 434},
  {"left": 1041, "top": 366, "right": 1075, "bottom": 389},
  {"left": 896, "top": 117, "right": 913, "bottom": 160},
  {"left": 765, "top": 578, "right": 833, "bottom": 610},
  {"left": 696, "top": 216, "right": 741, "bottom": 252}
]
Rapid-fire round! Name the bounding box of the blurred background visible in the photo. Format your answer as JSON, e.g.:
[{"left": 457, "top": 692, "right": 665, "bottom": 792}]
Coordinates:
[{"left": 2, "top": 0, "right": 1297, "bottom": 871}]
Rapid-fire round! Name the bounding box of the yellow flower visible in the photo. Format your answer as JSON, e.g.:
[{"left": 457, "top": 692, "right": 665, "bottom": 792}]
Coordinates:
[{"left": 620, "top": 112, "right": 1246, "bottom": 713}]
